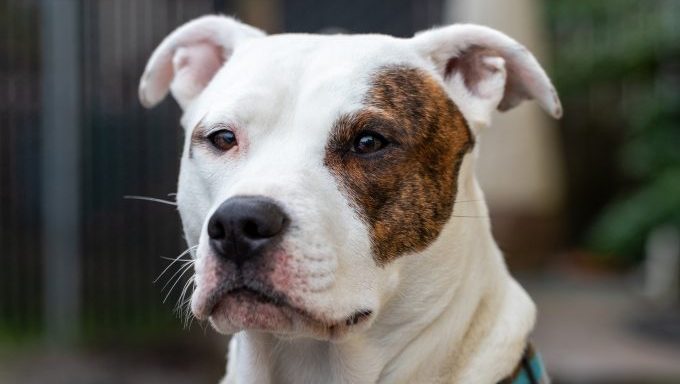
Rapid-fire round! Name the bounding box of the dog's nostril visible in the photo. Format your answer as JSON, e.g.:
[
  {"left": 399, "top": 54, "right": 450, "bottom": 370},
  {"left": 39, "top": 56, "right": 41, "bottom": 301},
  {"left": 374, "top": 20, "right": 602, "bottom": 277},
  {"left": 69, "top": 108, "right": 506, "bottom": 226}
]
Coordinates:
[
  {"left": 242, "top": 220, "right": 260, "bottom": 239},
  {"left": 208, "top": 218, "right": 225, "bottom": 239},
  {"left": 242, "top": 216, "right": 285, "bottom": 239}
]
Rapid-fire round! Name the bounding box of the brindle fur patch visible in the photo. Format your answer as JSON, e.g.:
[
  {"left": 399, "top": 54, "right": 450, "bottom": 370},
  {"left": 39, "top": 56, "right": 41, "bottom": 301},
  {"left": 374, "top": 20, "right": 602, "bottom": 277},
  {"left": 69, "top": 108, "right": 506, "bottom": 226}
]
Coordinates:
[{"left": 324, "top": 65, "right": 473, "bottom": 265}]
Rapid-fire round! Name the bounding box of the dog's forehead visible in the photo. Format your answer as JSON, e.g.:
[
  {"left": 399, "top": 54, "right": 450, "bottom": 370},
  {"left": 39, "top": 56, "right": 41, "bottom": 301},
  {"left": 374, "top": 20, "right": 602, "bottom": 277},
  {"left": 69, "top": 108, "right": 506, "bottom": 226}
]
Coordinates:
[
  {"left": 231, "top": 33, "right": 419, "bottom": 83},
  {"left": 190, "top": 33, "right": 427, "bottom": 133}
]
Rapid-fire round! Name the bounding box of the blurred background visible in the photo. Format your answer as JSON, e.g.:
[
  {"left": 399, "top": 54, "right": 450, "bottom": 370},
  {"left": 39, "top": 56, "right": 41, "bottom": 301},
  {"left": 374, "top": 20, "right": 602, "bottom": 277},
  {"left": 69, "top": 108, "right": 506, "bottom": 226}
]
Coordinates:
[{"left": 1, "top": 0, "right": 679, "bottom": 383}]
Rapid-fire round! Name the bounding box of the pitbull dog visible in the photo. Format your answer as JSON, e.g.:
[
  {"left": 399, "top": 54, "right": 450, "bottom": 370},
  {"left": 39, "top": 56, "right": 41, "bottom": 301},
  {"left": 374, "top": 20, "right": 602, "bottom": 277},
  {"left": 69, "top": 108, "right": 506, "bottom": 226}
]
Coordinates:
[{"left": 139, "top": 15, "right": 561, "bottom": 384}]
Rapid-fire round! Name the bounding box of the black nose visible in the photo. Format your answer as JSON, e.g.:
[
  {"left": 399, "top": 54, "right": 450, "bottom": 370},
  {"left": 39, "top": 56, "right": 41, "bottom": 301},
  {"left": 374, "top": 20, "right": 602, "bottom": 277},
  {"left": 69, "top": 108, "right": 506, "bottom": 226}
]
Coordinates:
[{"left": 207, "top": 196, "right": 288, "bottom": 265}]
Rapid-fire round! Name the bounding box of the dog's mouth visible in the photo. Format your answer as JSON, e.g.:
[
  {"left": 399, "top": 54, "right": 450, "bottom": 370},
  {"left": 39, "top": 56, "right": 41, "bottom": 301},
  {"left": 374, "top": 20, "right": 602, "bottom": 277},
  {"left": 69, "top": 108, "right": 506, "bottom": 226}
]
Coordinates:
[
  {"left": 199, "top": 283, "right": 373, "bottom": 338},
  {"left": 214, "top": 286, "right": 286, "bottom": 311},
  {"left": 195, "top": 283, "right": 284, "bottom": 319}
]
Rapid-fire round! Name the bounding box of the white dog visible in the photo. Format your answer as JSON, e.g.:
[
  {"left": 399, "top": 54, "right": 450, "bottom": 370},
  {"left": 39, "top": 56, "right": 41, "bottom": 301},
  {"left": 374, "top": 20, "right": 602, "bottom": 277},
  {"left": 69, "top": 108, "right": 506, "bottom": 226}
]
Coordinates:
[{"left": 139, "top": 15, "right": 561, "bottom": 384}]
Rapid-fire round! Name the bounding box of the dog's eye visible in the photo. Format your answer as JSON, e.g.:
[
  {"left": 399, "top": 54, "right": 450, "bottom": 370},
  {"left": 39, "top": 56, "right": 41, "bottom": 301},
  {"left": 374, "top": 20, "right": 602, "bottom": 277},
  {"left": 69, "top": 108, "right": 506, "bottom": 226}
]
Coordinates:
[
  {"left": 208, "top": 129, "right": 237, "bottom": 151},
  {"left": 351, "top": 131, "right": 389, "bottom": 155}
]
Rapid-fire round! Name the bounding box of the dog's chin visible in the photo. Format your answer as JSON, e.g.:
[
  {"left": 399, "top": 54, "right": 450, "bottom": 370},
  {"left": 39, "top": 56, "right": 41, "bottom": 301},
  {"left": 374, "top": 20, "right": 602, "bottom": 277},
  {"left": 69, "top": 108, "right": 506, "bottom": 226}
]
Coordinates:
[
  {"left": 204, "top": 289, "right": 374, "bottom": 341},
  {"left": 208, "top": 289, "right": 294, "bottom": 334}
]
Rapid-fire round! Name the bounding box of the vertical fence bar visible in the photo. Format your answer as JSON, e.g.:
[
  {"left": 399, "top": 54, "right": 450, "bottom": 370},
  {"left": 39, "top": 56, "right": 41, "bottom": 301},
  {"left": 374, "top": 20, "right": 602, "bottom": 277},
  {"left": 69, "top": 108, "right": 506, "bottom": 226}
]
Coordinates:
[{"left": 40, "top": 0, "right": 82, "bottom": 343}]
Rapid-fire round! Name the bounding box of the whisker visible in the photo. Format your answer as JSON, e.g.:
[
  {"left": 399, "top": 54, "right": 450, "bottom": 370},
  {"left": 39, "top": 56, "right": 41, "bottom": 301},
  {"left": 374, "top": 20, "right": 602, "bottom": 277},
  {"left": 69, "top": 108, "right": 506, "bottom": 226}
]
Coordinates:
[
  {"left": 183, "top": 310, "right": 197, "bottom": 330},
  {"left": 161, "top": 263, "right": 194, "bottom": 295},
  {"left": 124, "top": 195, "right": 177, "bottom": 206},
  {"left": 176, "top": 295, "right": 192, "bottom": 315},
  {"left": 184, "top": 308, "right": 194, "bottom": 329},
  {"left": 178, "top": 295, "right": 194, "bottom": 328},
  {"left": 176, "top": 276, "right": 196, "bottom": 329},
  {"left": 176, "top": 276, "right": 195, "bottom": 311},
  {"left": 162, "top": 262, "right": 194, "bottom": 292},
  {"left": 158, "top": 260, "right": 194, "bottom": 291},
  {"left": 160, "top": 256, "right": 193, "bottom": 263},
  {"left": 154, "top": 245, "right": 198, "bottom": 283},
  {"left": 163, "top": 265, "right": 194, "bottom": 303},
  {"left": 178, "top": 300, "right": 192, "bottom": 328}
]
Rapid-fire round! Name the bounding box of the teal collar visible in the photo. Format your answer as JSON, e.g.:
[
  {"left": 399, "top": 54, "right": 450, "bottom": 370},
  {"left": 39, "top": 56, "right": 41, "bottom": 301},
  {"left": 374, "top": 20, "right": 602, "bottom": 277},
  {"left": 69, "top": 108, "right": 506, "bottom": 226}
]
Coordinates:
[{"left": 498, "top": 343, "right": 549, "bottom": 384}]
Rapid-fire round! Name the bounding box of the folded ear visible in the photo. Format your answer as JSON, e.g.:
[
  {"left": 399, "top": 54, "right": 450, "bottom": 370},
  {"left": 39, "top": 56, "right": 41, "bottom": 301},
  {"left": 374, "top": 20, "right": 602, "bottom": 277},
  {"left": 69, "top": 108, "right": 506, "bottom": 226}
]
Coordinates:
[
  {"left": 410, "top": 24, "right": 562, "bottom": 126},
  {"left": 139, "top": 15, "right": 265, "bottom": 109}
]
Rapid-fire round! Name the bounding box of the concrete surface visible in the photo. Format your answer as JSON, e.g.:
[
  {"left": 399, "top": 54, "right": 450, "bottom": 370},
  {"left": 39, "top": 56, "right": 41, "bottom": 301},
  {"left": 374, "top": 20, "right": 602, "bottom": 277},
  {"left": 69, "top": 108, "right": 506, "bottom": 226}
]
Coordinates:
[{"left": 521, "top": 269, "right": 680, "bottom": 384}]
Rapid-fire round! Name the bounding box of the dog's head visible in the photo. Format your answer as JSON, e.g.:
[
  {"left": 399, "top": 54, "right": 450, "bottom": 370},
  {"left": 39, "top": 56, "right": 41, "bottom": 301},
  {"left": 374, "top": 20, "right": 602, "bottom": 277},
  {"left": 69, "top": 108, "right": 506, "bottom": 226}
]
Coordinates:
[{"left": 139, "top": 16, "right": 561, "bottom": 340}]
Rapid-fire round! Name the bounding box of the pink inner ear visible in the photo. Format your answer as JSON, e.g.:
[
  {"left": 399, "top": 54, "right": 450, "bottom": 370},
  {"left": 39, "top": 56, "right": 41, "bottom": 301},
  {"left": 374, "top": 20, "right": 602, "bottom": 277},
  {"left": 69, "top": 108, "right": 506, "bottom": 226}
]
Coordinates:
[
  {"left": 174, "top": 43, "right": 225, "bottom": 89},
  {"left": 171, "top": 43, "right": 225, "bottom": 106},
  {"left": 498, "top": 64, "right": 537, "bottom": 111},
  {"left": 411, "top": 24, "right": 562, "bottom": 118},
  {"left": 444, "top": 45, "right": 502, "bottom": 96}
]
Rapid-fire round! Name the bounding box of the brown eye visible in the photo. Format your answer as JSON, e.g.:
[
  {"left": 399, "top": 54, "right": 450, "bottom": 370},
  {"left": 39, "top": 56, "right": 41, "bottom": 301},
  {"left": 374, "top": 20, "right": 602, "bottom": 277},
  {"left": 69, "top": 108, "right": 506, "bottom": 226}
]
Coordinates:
[
  {"left": 352, "top": 131, "right": 389, "bottom": 155},
  {"left": 208, "top": 129, "right": 237, "bottom": 151}
]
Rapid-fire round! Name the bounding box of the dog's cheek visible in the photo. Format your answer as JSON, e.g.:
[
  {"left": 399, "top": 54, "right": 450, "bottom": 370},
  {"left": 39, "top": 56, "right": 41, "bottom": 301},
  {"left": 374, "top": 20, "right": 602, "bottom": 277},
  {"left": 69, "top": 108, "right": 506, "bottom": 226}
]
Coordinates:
[
  {"left": 274, "top": 203, "right": 344, "bottom": 302},
  {"left": 270, "top": 173, "right": 378, "bottom": 316}
]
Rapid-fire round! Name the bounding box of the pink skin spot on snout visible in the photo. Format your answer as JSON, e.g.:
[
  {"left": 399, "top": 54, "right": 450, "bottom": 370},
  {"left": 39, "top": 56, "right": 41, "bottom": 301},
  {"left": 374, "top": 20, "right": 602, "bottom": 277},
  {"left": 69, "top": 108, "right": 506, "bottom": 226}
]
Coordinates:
[{"left": 267, "top": 249, "right": 301, "bottom": 293}]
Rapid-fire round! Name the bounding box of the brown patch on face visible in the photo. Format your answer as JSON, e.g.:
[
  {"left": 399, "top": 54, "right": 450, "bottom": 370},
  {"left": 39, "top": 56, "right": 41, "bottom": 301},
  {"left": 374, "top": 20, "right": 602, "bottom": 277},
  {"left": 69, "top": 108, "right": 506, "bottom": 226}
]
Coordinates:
[{"left": 324, "top": 65, "right": 473, "bottom": 265}]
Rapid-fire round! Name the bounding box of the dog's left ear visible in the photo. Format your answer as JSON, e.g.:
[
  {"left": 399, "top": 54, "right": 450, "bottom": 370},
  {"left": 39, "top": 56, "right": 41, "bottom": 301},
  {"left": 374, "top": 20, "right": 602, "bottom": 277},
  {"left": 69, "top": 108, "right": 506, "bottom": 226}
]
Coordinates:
[
  {"left": 139, "top": 15, "right": 265, "bottom": 110},
  {"left": 411, "top": 24, "right": 562, "bottom": 127}
]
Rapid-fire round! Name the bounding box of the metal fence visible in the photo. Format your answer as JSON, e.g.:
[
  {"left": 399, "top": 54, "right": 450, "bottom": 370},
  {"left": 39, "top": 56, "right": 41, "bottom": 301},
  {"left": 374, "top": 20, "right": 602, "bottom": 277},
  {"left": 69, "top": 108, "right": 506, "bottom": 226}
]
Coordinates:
[
  {"left": 1, "top": 0, "right": 44, "bottom": 340},
  {"left": 1, "top": 0, "right": 216, "bottom": 342},
  {"left": 0, "top": 0, "right": 443, "bottom": 343}
]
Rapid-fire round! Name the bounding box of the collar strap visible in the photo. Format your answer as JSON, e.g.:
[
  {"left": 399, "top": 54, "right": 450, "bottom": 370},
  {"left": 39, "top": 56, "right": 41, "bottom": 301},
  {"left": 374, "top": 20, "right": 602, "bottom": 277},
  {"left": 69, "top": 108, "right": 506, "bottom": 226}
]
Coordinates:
[{"left": 498, "top": 343, "right": 549, "bottom": 384}]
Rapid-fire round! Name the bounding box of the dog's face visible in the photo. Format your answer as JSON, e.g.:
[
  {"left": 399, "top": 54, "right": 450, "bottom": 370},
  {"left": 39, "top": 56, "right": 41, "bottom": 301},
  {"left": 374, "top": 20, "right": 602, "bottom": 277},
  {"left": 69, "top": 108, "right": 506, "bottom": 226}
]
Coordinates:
[{"left": 139, "top": 16, "right": 561, "bottom": 340}]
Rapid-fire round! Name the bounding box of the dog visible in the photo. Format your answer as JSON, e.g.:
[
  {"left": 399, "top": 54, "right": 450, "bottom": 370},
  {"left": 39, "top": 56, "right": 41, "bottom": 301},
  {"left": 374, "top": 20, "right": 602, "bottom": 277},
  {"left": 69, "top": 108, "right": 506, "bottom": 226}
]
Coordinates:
[{"left": 139, "top": 15, "right": 561, "bottom": 384}]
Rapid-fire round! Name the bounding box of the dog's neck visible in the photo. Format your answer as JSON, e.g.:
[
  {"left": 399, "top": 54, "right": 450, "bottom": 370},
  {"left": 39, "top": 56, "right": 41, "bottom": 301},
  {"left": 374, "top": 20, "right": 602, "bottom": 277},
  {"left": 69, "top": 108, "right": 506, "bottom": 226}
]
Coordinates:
[{"left": 223, "top": 153, "right": 536, "bottom": 384}]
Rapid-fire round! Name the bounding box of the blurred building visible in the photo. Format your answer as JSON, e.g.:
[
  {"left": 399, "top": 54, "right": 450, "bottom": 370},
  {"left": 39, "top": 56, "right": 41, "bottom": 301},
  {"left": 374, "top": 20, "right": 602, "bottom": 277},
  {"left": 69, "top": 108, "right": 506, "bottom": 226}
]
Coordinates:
[{"left": 448, "top": 0, "right": 566, "bottom": 268}]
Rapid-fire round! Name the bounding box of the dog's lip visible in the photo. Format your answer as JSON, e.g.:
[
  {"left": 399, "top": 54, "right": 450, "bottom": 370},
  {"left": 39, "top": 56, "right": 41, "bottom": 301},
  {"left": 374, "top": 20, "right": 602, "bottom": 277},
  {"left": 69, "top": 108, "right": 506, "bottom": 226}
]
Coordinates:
[
  {"left": 214, "top": 286, "right": 285, "bottom": 310},
  {"left": 205, "top": 284, "right": 307, "bottom": 321},
  {"left": 344, "top": 309, "right": 373, "bottom": 327},
  {"left": 196, "top": 284, "right": 284, "bottom": 320},
  {"left": 198, "top": 284, "right": 374, "bottom": 334}
]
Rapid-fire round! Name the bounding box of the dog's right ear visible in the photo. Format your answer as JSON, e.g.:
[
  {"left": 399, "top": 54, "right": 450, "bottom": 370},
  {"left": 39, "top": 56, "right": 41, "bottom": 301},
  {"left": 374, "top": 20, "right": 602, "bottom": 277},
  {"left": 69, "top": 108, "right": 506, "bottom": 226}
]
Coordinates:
[
  {"left": 139, "top": 15, "right": 265, "bottom": 110},
  {"left": 410, "top": 24, "right": 561, "bottom": 129}
]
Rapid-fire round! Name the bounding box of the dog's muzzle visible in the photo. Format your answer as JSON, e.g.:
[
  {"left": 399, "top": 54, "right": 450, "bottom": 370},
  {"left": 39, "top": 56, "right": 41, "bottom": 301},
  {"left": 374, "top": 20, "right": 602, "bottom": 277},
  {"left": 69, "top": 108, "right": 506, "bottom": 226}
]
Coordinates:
[
  {"left": 196, "top": 195, "right": 375, "bottom": 337},
  {"left": 207, "top": 195, "right": 289, "bottom": 265}
]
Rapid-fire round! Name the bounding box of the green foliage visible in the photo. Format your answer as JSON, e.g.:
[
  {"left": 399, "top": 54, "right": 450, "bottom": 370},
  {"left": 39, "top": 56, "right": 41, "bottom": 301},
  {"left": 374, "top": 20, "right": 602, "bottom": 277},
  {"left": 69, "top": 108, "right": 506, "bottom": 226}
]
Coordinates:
[
  {"left": 589, "top": 170, "right": 680, "bottom": 263},
  {"left": 548, "top": 0, "right": 680, "bottom": 263},
  {"left": 595, "top": 90, "right": 680, "bottom": 262}
]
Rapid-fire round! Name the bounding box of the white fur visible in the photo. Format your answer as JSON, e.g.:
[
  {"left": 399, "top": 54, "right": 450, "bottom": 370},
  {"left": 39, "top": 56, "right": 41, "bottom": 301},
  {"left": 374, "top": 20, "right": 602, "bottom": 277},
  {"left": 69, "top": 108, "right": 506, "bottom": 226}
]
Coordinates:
[{"left": 139, "top": 15, "right": 560, "bottom": 384}]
